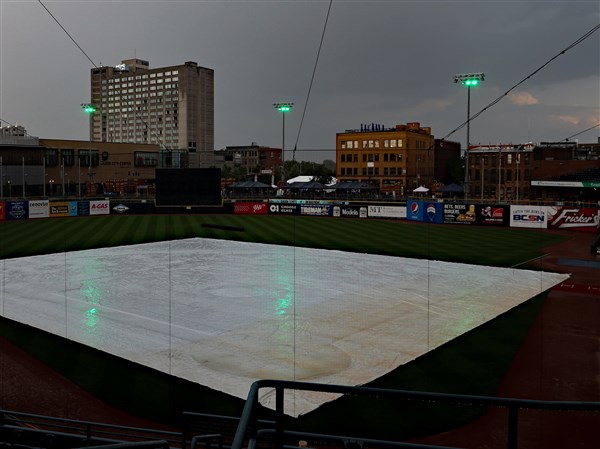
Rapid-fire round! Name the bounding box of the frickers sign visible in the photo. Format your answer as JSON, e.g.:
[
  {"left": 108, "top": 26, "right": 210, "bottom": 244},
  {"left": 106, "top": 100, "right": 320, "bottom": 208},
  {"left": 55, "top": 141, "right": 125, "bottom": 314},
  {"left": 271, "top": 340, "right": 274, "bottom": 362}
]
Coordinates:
[
  {"left": 234, "top": 202, "right": 268, "bottom": 215},
  {"left": 90, "top": 200, "right": 110, "bottom": 216},
  {"left": 547, "top": 207, "right": 600, "bottom": 232}
]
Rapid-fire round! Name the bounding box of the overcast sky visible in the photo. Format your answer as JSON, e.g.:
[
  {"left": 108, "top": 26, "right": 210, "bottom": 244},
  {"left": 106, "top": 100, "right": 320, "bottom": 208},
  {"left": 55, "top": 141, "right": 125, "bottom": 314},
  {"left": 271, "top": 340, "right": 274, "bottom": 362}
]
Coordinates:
[{"left": 1, "top": 0, "right": 598, "bottom": 162}]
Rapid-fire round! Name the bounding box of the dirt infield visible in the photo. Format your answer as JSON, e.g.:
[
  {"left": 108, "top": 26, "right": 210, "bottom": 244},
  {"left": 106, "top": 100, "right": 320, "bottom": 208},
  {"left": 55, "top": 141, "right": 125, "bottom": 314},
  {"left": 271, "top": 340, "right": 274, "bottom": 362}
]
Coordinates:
[
  {"left": 414, "top": 229, "right": 600, "bottom": 449},
  {"left": 1, "top": 229, "right": 599, "bottom": 447}
]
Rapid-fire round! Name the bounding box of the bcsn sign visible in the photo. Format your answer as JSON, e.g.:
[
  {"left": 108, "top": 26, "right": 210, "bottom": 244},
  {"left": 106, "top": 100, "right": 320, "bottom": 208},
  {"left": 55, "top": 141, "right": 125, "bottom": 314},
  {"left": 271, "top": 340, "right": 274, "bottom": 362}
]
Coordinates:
[{"left": 509, "top": 206, "right": 547, "bottom": 228}]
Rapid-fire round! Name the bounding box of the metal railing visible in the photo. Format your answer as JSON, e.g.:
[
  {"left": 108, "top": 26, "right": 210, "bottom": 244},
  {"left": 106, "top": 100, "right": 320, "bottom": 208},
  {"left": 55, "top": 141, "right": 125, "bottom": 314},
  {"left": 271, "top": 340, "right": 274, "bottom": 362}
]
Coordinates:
[
  {"left": 231, "top": 380, "right": 600, "bottom": 449},
  {"left": 0, "top": 409, "right": 182, "bottom": 448}
]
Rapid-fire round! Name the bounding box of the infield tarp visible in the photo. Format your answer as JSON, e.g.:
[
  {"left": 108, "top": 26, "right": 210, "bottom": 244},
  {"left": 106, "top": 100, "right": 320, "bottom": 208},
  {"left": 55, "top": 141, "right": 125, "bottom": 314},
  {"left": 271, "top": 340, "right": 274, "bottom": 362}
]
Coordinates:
[{"left": 0, "top": 238, "right": 568, "bottom": 417}]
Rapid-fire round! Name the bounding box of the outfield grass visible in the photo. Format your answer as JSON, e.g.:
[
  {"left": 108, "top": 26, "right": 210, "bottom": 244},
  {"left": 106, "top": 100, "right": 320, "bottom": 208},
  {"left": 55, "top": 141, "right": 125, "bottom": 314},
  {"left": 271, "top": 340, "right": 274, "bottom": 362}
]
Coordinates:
[
  {"left": 0, "top": 214, "right": 567, "bottom": 267},
  {"left": 0, "top": 214, "right": 571, "bottom": 438}
]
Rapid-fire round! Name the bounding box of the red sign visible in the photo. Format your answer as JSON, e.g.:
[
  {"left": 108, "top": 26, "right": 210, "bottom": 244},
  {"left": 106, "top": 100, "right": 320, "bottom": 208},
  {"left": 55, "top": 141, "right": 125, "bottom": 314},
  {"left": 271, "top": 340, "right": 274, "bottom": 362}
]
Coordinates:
[
  {"left": 0, "top": 202, "right": 5, "bottom": 221},
  {"left": 234, "top": 202, "right": 268, "bottom": 215},
  {"left": 547, "top": 207, "right": 600, "bottom": 232}
]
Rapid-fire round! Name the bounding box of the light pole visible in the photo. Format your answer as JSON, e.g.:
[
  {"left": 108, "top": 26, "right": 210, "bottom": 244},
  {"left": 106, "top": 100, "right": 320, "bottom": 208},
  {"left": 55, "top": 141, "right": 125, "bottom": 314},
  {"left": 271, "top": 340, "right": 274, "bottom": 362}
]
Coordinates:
[
  {"left": 81, "top": 103, "right": 96, "bottom": 196},
  {"left": 273, "top": 102, "right": 293, "bottom": 183},
  {"left": 453, "top": 72, "right": 485, "bottom": 199}
]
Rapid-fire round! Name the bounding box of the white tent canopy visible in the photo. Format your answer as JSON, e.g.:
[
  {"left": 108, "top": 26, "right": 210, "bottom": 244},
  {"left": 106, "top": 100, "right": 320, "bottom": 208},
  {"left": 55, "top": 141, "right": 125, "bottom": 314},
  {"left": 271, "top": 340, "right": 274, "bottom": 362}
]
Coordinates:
[{"left": 413, "top": 186, "right": 430, "bottom": 193}]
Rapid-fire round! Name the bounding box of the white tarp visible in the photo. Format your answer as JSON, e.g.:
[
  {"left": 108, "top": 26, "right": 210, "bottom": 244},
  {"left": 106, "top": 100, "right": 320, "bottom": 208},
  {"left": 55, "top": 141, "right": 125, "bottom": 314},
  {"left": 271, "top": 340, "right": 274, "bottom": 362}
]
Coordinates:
[{"left": 0, "top": 238, "right": 568, "bottom": 416}]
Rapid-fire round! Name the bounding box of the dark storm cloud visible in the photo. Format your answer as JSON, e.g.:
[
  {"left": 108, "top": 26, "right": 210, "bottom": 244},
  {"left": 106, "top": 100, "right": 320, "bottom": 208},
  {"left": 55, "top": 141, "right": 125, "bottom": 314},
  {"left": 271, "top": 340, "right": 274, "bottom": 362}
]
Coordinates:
[{"left": 1, "top": 1, "right": 598, "bottom": 162}]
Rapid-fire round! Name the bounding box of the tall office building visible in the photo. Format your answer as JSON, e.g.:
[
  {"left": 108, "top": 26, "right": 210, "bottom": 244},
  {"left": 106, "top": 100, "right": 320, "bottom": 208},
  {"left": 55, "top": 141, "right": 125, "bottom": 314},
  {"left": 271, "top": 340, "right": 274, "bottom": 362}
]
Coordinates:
[{"left": 89, "top": 58, "right": 214, "bottom": 167}]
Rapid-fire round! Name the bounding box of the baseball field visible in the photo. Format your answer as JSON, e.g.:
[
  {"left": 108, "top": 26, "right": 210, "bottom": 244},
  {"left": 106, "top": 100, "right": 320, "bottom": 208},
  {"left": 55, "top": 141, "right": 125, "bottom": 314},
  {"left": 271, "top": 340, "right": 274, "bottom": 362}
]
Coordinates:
[{"left": 0, "top": 214, "right": 572, "bottom": 440}]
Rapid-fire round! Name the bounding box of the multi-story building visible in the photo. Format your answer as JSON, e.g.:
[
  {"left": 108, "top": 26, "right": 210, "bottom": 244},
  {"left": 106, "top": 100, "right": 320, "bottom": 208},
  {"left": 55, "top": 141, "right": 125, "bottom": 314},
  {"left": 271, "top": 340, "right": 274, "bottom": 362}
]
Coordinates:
[
  {"left": 468, "top": 141, "right": 600, "bottom": 203},
  {"left": 215, "top": 143, "right": 282, "bottom": 182},
  {"left": 336, "top": 122, "right": 460, "bottom": 195},
  {"left": 89, "top": 59, "right": 214, "bottom": 168}
]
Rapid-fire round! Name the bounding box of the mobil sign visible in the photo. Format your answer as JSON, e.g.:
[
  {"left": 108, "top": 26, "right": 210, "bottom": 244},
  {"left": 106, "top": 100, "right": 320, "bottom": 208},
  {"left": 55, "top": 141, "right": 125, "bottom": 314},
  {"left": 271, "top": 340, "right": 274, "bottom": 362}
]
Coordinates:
[
  {"left": 510, "top": 205, "right": 547, "bottom": 228},
  {"left": 90, "top": 200, "right": 110, "bottom": 215}
]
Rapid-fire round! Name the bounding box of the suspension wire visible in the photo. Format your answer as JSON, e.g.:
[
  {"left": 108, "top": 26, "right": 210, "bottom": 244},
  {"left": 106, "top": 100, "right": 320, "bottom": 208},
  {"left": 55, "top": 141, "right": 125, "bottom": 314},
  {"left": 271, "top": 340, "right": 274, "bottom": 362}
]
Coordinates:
[
  {"left": 440, "top": 23, "right": 600, "bottom": 143},
  {"left": 292, "top": 0, "right": 333, "bottom": 161},
  {"left": 558, "top": 122, "right": 600, "bottom": 142},
  {"left": 37, "top": 0, "right": 170, "bottom": 153}
]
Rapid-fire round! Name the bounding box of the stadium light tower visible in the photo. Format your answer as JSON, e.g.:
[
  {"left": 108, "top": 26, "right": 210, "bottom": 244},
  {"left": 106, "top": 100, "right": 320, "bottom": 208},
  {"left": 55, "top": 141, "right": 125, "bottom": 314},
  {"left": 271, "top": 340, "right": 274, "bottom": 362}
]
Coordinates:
[
  {"left": 453, "top": 72, "right": 485, "bottom": 199},
  {"left": 273, "top": 102, "right": 293, "bottom": 183},
  {"left": 81, "top": 103, "right": 97, "bottom": 196}
]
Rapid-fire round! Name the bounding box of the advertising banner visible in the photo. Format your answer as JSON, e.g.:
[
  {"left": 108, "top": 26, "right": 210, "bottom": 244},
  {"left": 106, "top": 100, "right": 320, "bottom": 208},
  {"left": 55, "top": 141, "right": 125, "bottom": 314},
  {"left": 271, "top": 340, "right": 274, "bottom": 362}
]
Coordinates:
[
  {"left": 6, "top": 201, "right": 28, "bottom": 220},
  {"left": 234, "top": 202, "right": 269, "bottom": 215},
  {"left": 299, "top": 204, "right": 331, "bottom": 216},
  {"left": 443, "top": 203, "right": 476, "bottom": 225},
  {"left": 49, "top": 202, "right": 70, "bottom": 217},
  {"left": 77, "top": 201, "right": 90, "bottom": 216},
  {"left": 476, "top": 205, "right": 509, "bottom": 226},
  {"left": 510, "top": 205, "right": 548, "bottom": 229},
  {"left": 406, "top": 200, "right": 423, "bottom": 222},
  {"left": 367, "top": 205, "right": 406, "bottom": 219},
  {"left": 268, "top": 203, "right": 298, "bottom": 215},
  {"left": 69, "top": 202, "right": 78, "bottom": 216},
  {"left": 110, "top": 202, "right": 155, "bottom": 215},
  {"left": 28, "top": 200, "right": 49, "bottom": 219},
  {"left": 422, "top": 202, "right": 444, "bottom": 224},
  {"left": 0, "top": 202, "right": 5, "bottom": 221},
  {"left": 90, "top": 200, "right": 110, "bottom": 216},
  {"left": 333, "top": 205, "right": 367, "bottom": 218},
  {"left": 547, "top": 206, "right": 600, "bottom": 232}
]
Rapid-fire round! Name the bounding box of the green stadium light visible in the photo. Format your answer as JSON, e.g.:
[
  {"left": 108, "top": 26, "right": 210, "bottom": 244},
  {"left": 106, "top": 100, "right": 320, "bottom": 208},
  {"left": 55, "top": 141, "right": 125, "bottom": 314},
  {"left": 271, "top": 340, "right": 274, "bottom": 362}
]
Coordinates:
[
  {"left": 453, "top": 73, "right": 485, "bottom": 86},
  {"left": 274, "top": 102, "right": 293, "bottom": 113},
  {"left": 81, "top": 103, "right": 97, "bottom": 114}
]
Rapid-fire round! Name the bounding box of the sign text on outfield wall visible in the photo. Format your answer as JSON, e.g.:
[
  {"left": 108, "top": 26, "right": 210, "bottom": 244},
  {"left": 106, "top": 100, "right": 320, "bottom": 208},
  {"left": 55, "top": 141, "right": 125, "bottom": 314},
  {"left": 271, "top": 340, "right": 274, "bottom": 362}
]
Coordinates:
[
  {"left": 29, "top": 200, "right": 49, "bottom": 219},
  {"left": 509, "top": 206, "right": 547, "bottom": 228},
  {"left": 90, "top": 200, "right": 110, "bottom": 215},
  {"left": 234, "top": 202, "right": 268, "bottom": 215},
  {"left": 367, "top": 205, "right": 406, "bottom": 219}
]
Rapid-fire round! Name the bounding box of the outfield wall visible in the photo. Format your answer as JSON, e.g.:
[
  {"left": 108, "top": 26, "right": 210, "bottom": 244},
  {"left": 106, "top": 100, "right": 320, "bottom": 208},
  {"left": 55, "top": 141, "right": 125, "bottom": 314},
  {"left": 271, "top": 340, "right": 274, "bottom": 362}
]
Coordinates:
[{"left": 0, "top": 199, "right": 598, "bottom": 232}]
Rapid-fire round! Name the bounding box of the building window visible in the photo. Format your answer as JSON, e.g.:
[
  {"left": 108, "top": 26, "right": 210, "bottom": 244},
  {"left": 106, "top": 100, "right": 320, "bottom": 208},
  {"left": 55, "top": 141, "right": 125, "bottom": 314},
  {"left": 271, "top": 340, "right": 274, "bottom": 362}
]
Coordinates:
[
  {"left": 390, "top": 139, "right": 396, "bottom": 148},
  {"left": 60, "top": 149, "right": 74, "bottom": 166},
  {"left": 77, "top": 149, "right": 98, "bottom": 167},
  {"left": 44, "top": 148, "right": 58, "bottom": 166},
  {"left": 135, "top": 151, "right": 159, "bottom": 167}
]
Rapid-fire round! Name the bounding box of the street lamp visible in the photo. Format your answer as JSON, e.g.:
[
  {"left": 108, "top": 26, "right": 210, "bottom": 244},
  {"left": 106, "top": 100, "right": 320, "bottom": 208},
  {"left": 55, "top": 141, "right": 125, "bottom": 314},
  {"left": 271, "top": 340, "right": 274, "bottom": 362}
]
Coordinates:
[
  {"left": 453, "top": 72, "right": 485, "bottom": 199},
  {"left": 273, "top": 102, "right": 293, "bottom": 183}
]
